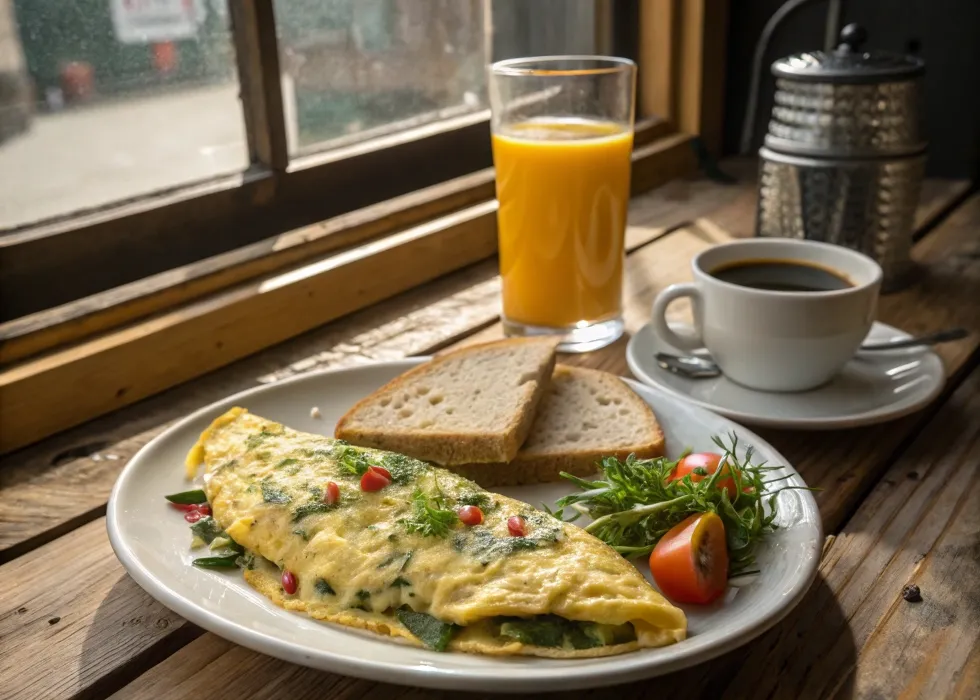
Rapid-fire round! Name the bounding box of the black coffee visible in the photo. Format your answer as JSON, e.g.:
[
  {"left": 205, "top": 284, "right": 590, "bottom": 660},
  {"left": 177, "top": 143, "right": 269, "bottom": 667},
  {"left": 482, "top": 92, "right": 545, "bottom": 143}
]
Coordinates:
[{"left": 710, "top": 259, "right": 852, "bottom": 292}]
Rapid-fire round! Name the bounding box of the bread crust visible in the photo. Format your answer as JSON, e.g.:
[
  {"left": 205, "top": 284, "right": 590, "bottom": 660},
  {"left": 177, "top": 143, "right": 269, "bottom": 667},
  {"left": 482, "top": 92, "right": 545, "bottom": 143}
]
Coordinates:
[
  {"left": 448, "top": 366, "right": 665, "bottom": 487},
  {"left": 334, "top": 337, "right": 558, "bottom": 464}
]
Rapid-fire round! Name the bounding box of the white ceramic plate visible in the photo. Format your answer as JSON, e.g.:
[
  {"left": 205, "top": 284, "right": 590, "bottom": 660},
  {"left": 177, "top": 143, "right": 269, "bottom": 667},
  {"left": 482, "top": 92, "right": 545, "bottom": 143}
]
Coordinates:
[
  {"left": 107, "top": 359, "right": 821, "bottom": 692},
  {"left": 627, "top": 321, "right": 945, "bottom": 430}
]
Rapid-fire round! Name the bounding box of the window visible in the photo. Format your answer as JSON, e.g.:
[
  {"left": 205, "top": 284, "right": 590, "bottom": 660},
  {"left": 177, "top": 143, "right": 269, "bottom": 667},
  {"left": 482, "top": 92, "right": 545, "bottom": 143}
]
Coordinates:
[
  {"left": 1, "top": 0, "right": 245, "bottom": 229},
  {"left": 0, "top": 0, "right": 725, "bottom": 452}
]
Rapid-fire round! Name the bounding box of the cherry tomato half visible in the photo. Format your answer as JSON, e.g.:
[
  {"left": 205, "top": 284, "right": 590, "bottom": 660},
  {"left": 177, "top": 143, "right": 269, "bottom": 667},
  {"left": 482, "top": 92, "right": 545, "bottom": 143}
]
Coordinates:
[
  {"left": 323, "top": 481, "right": 341, "bottom": 505},
  {"left": 668, "top": 453, "right": 739, "bottom": 501},
  {"left": 649, "top": 512, "right": 729, "bottom": 605},
  {"left": 360, "top": 466, "right": 392, "bottom": 492}
]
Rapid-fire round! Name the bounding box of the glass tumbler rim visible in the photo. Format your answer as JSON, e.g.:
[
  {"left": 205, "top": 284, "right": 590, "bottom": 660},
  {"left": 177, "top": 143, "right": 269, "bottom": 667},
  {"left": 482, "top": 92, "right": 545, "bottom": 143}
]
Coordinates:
[{"left": 490, "top": 55, "right": 636, "bottom": 78}]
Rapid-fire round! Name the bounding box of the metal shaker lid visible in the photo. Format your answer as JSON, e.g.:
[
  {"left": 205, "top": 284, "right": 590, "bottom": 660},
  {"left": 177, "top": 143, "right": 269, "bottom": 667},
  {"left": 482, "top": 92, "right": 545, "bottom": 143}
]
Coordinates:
[{"left": 772, "top": 24, "right": 925, "bottom": 84}]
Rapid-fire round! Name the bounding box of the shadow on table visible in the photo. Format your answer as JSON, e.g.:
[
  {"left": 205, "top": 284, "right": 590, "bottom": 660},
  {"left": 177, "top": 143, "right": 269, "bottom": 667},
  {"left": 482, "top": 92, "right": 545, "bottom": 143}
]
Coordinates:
[{"left": 81, "top": 571, "right": 199, "bottom": 700}]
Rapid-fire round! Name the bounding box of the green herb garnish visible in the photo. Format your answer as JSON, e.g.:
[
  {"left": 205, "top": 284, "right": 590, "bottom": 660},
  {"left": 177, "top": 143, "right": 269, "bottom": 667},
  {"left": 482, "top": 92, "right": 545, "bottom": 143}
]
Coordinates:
[
  {"left": 292, "top": 528, "right": 310, "bottom": 541},
  {"left": 457, "top": 492, "right": 491, "bottom": 508},
  {"left": 336, "top": 446, "right": 372, "bottom": 476},
  {"left": 391, "top": 576, "right": 412, "bottom": 588},
  {"left": 401, "top": 488, "right": 458, "bottom": 538},
  {"left": 275, "top": 458, "right": 299, "bottom": 469},
  {"left": 555, "top": 433, "right": 802, "bottom": 577},
  {"left": 396, "top": 608, "right": 457, "bottom": 651},
  {"left": 315, "top": 578, "right": 335, "bottom": 596},
  {"left": 165, "top": 489, "right": 208, "bottom": 505},
  {"left": 261, "top": 483, "right": 291, "bottom": 504},
  {"left": 380, "top": 452, "right": 428, "bottom": 483}
]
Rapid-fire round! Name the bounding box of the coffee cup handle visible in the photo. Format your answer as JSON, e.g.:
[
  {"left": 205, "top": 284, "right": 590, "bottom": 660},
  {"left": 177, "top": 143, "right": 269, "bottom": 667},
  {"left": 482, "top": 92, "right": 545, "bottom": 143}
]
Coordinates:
[{"left": 651, "top": 283, "right": 705, "bottom": 351}]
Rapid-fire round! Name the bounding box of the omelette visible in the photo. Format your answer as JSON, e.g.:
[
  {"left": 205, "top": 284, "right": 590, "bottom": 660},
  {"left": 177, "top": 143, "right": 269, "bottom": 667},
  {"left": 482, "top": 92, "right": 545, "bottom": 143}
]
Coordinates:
[{"left": 184, "top": 408, "right": 687, "bottom": 657}]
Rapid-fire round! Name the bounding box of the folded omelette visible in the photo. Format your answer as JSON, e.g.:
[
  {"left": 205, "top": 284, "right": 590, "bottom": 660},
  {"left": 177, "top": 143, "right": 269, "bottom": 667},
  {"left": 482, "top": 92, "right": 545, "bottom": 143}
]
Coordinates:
[{"left": 185, "top": 408, "right": 687, "bottom": 657}]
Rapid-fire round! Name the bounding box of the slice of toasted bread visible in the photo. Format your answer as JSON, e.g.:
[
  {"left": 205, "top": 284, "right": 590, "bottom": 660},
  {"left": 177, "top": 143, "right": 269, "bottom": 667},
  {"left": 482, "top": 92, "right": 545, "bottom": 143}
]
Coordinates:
[
  {"left": 334, "top": 337, "right": 559, "bottom": 464},
  {"left": 450, "top": 365, "right": 665, "bottom": 487}
]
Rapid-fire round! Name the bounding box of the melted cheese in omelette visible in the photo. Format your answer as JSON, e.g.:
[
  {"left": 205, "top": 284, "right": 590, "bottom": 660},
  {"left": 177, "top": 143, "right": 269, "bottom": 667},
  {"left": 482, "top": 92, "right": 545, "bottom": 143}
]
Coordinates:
[{"left": 186, "top": 408, "right": 686, "bottom": 657}]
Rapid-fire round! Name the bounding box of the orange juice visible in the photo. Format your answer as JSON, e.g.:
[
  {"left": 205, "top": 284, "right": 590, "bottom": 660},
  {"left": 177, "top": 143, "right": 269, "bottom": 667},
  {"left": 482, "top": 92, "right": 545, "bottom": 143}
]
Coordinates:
[{"left": 492, "top": 118, "right": 632, "bottom": 328}]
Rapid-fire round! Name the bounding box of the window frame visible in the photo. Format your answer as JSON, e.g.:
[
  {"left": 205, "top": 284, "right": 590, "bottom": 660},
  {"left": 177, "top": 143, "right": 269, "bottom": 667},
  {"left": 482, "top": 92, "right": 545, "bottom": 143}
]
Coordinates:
[{"left": 0, "top": 0, "right": 729, "bottom": 454}]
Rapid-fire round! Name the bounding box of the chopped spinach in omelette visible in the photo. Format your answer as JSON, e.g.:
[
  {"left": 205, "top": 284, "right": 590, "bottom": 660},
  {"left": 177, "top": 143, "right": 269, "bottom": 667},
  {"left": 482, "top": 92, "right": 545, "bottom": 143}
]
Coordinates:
[{"left": 181, "top": 407, "right": 687, "bottom": 657}]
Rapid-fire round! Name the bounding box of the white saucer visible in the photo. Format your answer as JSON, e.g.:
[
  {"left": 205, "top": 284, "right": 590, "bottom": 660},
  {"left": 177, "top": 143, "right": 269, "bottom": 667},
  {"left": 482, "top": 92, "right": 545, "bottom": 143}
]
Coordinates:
[{"left": 626, "top": 321, "right": 945, "bottom": 430}]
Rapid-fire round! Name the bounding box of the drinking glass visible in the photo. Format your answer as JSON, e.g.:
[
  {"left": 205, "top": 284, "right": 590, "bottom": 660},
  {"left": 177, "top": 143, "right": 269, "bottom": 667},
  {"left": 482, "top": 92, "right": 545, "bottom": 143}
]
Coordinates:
[{"left": 488, "top": 56, "right": 636, "bottom": 352}]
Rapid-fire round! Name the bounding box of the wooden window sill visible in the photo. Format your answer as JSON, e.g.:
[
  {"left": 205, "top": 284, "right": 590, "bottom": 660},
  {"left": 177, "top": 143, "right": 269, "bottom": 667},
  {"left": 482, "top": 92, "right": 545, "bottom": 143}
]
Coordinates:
[{"left": 0, "top": 127, "right": 696, "bottom": 455}]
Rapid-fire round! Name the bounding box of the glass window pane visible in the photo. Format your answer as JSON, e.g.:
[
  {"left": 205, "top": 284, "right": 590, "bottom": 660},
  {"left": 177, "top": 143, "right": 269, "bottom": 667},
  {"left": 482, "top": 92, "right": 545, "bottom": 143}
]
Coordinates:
[
  {"left": 275, "top": 0, "right": 597, "bottom": 157},
  {"left": 0, "top": 0, "right": 247, "bottom": 229}
]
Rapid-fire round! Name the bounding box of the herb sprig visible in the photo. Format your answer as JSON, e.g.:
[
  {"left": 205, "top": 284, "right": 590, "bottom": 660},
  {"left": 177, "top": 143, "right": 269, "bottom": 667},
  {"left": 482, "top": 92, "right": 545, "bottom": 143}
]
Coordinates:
[
  {"left": 554, "top": 433, "right": 806, "bottom": 577},
  {"left": 401, "top": 485, "right": 458, "bottom": 538}
]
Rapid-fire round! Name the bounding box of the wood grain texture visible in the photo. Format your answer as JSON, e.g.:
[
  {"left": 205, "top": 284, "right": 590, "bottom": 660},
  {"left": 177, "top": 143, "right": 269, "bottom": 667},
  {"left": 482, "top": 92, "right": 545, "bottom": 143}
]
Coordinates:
[
  {"left": 715, "top": 359, "right": 980, "bottom": 699},
  {"left": 638, "top": 0, "right": 678, "bottom": 122},
  {"left": 229, "top": 0, "right": 289, "bottom": 172},
  {"left": 0, "top": 170, "right": 497, "bottom": 366},
  {"left": 0, "top": 203, "right": 499, "bottom": 455},
  {"left": 0, "top": 518, "right": 199, "bottom": 700}
]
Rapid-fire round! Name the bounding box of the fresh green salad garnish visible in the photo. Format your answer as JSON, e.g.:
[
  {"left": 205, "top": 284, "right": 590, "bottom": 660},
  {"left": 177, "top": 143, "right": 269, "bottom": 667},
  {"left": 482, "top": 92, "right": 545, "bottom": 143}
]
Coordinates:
[{"left": 554, "top": 433, "right": 806, "bottom": 577}]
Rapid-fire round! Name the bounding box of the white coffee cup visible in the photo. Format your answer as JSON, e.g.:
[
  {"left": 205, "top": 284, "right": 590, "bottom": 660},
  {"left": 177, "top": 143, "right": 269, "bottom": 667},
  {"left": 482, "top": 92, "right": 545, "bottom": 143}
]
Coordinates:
[{"left": 651, "top": 238, "right": 882, "bottom": 392}]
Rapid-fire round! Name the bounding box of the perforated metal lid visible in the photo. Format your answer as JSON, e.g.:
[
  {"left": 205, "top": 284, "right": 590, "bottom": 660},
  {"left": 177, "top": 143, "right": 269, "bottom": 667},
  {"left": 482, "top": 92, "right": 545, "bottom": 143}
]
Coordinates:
[{"left": 772, "top": 24, "right": 925, "bottom": 84}]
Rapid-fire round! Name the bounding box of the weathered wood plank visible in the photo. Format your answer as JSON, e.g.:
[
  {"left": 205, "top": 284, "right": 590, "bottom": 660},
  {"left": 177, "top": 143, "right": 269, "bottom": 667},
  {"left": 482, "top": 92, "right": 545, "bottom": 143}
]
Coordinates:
[
  {"left": 0, "top": 518, "right": 199, "bottom": 700},
  {"left": 0, "top": 169, "right": 497, "bottom": 366},
  {"left": 718, "top": 361, "right": 980, "bottom": 699}
]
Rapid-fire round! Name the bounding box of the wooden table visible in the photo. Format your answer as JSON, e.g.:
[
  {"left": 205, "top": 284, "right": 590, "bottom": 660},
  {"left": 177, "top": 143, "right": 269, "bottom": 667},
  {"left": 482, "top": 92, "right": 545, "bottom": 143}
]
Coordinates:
[{"left": 2, "top": 161, "right": 978, "bottom": 700}]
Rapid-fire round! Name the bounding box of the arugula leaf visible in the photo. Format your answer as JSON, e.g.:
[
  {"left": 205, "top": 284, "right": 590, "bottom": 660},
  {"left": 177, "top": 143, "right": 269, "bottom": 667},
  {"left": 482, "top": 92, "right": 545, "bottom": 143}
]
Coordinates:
[
  {"left": 401, "top": 488, "right": 458, "bottom": 537},
  {"left": 556, "top": 432, "right": 807, "bottom": 577},
  {"left": 165, "top": 489, "right": 208, "bottom": 505},
  {"left": 396, "top": 608, "right": 457, "bottom": 651}
]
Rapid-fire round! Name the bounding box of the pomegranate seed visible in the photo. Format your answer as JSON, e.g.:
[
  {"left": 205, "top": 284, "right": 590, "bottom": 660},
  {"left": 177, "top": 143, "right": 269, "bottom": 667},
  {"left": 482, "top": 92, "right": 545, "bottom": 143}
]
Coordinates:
[
  {"left": 171, "top": 502, "right": 199, "bottom": 512},
  {"left": 324, "top": 481, "right": 341, "bottom": 505},
  {"left": 196, "top": 504, "right": 212, "bottom": 516},
  {"left": 184, "top": 510, "right": 204, "bottom": 523},
  {"left": 507, "top": 516, "right": 526, "bottom": 537},
  {"left": 360, "top": 466, "right": 392, "bottom": 492},
  {"left": 457, "top": 505, "right": 484, "bottom": 526},
  {"left": 281, "top": 570, "right": 297, "bottom": 595}
]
